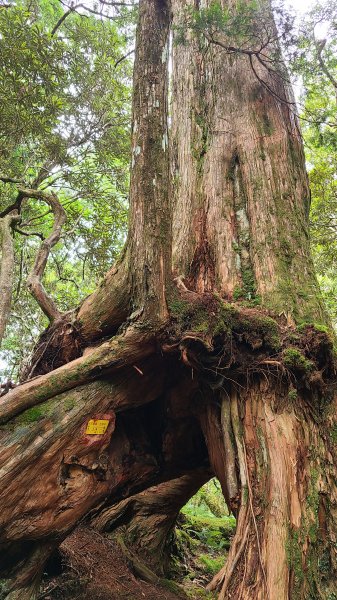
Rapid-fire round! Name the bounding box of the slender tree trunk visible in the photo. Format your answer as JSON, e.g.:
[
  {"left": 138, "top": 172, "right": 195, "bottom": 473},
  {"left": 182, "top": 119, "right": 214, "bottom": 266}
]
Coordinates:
[
  {"left": 78, "top": 0, "right": 172, "bottom": 337},
  {"left": 0, "top": 213, "right": 20, "bottom": 347}
]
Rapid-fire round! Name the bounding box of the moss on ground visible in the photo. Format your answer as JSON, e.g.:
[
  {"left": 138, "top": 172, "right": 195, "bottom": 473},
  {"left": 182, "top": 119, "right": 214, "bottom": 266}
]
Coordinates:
[{"left": 171, "top": 486, "right": 236, "bottom": 599}]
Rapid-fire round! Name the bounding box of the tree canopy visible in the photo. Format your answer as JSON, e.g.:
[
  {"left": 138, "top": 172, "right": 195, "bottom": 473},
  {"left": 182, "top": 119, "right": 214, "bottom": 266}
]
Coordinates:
[{"left": 0, "top": 0, "right": 134, "bottom": 378}]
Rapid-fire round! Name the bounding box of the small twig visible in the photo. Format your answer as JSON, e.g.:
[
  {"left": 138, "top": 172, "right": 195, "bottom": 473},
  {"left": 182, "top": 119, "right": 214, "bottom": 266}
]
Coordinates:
[
  {"left": 13, "top": 227, "right": 45, "bottom": 240},
  {"left": 0, "top": 175, "right": 24, "bottom": 184},
  {"left": 132, "top": 365, "right": 143, "bottom": 375},
  {"left": 114, "top": 49, "right": 134, "bottom": 68}
]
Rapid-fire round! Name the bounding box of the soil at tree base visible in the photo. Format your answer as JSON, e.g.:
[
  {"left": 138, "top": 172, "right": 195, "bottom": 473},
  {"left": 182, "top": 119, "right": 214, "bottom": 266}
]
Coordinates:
[
  {"left": 38, "top": 527, "right": 183, "bottom": 600},
  {"left": 38, "top": 515, "right": 230, "bottom": 600}
]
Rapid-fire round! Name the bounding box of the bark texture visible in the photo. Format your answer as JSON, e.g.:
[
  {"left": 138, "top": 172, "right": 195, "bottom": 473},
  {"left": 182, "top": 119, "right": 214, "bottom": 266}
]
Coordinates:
[
  {"left": 93, "top": 468, "right": 211, "bottom": 576},
  {"left": 171, "top": 0, "right": 326, "bottom": 323},
  {"left": 206, "top": 386, "right": 337, "bottom": 600}
]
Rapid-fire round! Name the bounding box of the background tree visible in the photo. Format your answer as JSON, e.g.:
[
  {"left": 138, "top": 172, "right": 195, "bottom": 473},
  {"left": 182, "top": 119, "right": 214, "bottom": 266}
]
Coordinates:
[
  {"left": 0, "top": 0, "right": 133, "bottom": 380},
  {"left": 292, "top": 0, "right": 337, "bottom": 327}
]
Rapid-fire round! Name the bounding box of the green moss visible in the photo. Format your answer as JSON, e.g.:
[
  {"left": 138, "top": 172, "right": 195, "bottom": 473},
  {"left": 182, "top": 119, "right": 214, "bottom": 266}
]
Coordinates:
[
  {"left": 233, "top": 286, "right": 243, "bottom": 300},
  {"left": 198, "top": 554, "right": 224, "bottom": 575},
  {"left": 16, "top": 405, "right": 46, "bottom": 424},
  {"left": 297, "top": 322, "right": 333, "bottom": 339},
  {"left": 262, "top": 112, "right": 274, "bottom": 136},
  {"left": 64, "top": 397, "right": 76, "bottom": 412},
  {"left": 286, "top": 528, "right": 305, "bottom": 593},
  {"left": 180, "top": 511, "right": 235, "bottom": 552},
  {"left": 288, "top": 388, "right": 298, "bottom": 402},
  {"left": 160, "top": 578, "right": 185, "bottom": 595},
  {"left": 212, "top": 302, "right": 281, "bottom": 349},
  {"left": 191, "top": 110, "right": 210, "bottom": 174},
  {"left": 283, "top": 348, "right": 313, "bottom": 372},
  {"left": 241, "top": 265, "right": 257, "bottom": 300},
  {"left": 168, "top": 297, "right": 191, "bottom": 319},
  {"left": 330, "top": 424, "right": 337, "bottom": 444},
  {"left": 288, "top": 332, "right": 301, "bottom": 344},
  {"left": 285, "top": 469, "right": 328, "bottom": 599}
]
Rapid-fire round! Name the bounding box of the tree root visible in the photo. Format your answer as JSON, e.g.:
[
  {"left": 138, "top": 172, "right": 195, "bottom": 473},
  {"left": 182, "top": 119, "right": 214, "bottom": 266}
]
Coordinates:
[{"left": 0, "top": 327, "right": 155, "bottom": 423}]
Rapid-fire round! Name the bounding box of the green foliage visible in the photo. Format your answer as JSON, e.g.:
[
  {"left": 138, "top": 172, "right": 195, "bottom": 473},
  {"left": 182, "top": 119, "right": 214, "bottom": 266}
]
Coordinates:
[
  {"left": 198, "top": 554, "right": 224, "bottom": 576},
  {"left": 175, "top": 0, "right": 268, "bottom": 50},
  {"left": 282, "top": 348, "right": 313, "bottom": 372},
  {"left": 174, "top": 481, "right": 235, "bottom": 598},
  {"left": 288, "top": 388, "right": 298, "bottom": 402},
  {"left": 288, "top": 0, "right": 337, "bottom": 328},
  {"left": 0, "top": 0, "right": 134, "bottom": 379}
]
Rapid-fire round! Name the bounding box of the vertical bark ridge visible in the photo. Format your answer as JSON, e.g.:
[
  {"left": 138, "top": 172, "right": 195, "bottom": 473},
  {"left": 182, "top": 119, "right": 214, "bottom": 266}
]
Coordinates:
[
  {"left": 128, "top": 0, "right": 172, "bottom": 323},
  {"left": 171, "top": 0, "right": 327, "bottom": 324},
  {"left": 210, "top": 384, "right": 337, "bottom": 599}
]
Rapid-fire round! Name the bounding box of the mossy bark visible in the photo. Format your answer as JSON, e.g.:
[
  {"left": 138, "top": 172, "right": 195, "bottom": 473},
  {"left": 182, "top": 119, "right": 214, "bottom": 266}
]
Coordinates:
[
  {"left": 171, "top": 0, "right": 327, "bottom": 325},
  {"left": 206, "top": 386, "right": 337, "bottom": 600}
]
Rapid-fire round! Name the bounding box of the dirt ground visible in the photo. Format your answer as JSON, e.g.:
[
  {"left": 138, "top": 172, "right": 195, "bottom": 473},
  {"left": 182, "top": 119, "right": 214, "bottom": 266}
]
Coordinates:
[{"left": 38, "top": 527, "right": 184, "bottom": 600}]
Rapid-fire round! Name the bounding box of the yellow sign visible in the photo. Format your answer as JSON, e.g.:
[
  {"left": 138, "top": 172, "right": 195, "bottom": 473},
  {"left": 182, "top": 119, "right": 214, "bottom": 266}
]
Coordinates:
[{"left": 85, "top": 419, "right": 110, "bottom": 435}]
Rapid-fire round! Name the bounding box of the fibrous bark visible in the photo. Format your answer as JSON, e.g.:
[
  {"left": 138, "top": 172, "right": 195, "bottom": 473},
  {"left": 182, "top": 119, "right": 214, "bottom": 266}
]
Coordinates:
[
  {"left": 206, "top": 386, "right": 337, "bottom": 600},
  {"left": 171, "top": 0, "right": 326, "bottom": 324}
]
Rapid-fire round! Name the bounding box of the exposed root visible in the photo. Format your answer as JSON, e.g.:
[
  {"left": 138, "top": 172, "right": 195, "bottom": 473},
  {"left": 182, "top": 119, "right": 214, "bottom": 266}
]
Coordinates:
[{"left": 0, "top": 327, "right": 156, "bottom": 424}]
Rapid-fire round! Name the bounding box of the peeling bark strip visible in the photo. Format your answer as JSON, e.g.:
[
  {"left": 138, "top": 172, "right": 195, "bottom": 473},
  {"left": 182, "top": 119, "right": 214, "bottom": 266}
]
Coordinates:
[{"left": 0, "top": 212, "right": 21, "bottom": 347}]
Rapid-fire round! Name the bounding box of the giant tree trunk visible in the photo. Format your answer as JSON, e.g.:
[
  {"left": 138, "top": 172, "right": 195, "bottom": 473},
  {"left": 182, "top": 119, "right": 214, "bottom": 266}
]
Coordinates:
[
  {"left": 0, "top": 0, "right": 336, "bottom": 599},
  {"left": 170, "top": 1, "right": 337, "bottom": 597}
]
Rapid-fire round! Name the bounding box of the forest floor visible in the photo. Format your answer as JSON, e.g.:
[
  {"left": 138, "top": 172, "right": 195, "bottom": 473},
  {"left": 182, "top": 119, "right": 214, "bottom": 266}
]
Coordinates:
[{"left": 38, "top": 503, "right": 235, "bottom": 600}]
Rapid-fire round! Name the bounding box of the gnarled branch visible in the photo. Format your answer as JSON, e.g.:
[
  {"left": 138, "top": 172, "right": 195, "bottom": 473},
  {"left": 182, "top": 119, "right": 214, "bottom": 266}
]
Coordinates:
[{"left": 18, "top": 187, "right": 66, "bottom": 323}]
